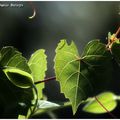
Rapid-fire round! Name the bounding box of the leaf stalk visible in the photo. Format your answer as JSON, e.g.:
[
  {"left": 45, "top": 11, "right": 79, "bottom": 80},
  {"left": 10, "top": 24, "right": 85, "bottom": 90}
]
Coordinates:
[{"left": 34, "top": 76, "right": 56, "bottom": 84}]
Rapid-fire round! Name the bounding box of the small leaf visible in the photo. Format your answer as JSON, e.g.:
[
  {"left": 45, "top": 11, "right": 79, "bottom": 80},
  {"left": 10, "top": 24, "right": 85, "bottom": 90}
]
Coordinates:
[
  {"left": 38, "top": 100, "right": 60, "bottom": 109},
  {"left": 3, "top": 67, "right": 33, "bottom": 88},
  {"left": 31, "top": 100, "right": 60, "bottom": 117},
  {"left": 54, "top": 40, "right": 112, "bottom": 114},
  {"left": 28, "top": 49, "right": 47, "bottom": 99},
  {"left": 83, "top": 92, "right": 117, "bottom": 114},
  {"left": 81, "top": 40, "right": 111, "bottom": 66}
]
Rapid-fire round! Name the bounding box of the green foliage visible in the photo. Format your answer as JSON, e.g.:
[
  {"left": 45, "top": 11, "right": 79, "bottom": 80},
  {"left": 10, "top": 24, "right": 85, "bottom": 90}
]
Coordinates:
[
  {"left": 54, "top": 39, "right": 112, "bottom": 114},
  {"left": 28, "top": 49, "right": 47, "bottom": 99},
  {"left": 0, "top": 46, "right": 31, "bottom": 73},
  {"left": 18, "top": 115, "right": 26, "bottom": 119},
  {"left": 0, "top": 31, "right": 120, "bottom": 118},
  {"left": 81, "top": 40, "right": 111, "bottom": 66},
  {"left": 37, "top": 100, "right": 60, "bottom": 109},
  {"left": 83, "top": 92, "right": 117, "bottom": 114},
  {"left": 0, "top": 46, "right": 34, "bottom": 118},
  {"left": 32, "top": 100, "right": 61, "bottom": 117},
  {"left": 3, "top": 68, "right": 33, "bottom": 88}
]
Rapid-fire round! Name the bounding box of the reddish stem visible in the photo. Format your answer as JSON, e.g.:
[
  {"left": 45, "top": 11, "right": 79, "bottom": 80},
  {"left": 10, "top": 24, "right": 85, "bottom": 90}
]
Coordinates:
[
  {"left": 115, "top": 27, "right": 120, "bottom": 37},
  {"left": 34, "top": 76, "right": 56, "bottom": 84},
  {"left": 95, "top": 96, "right": 117, "bottom": 118},
  {"left": 112, "top": 27, "right": 120, "bottom": 41}
]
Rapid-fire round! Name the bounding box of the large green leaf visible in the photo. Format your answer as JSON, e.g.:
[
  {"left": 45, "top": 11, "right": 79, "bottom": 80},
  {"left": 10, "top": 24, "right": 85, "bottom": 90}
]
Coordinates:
[
  {"left": 0, "top": 46, "right": 31, "bottom": 73},
  {"left": 28, "top": 49, "right": 47, "bottom": 99},
  {"left": 0, "top": 47, "right": 34, "bottom": 116},
  {"left": 83, "top": 92, "right": 117, "bottom": 114},
  {"left": 54, "top": 40, "right": 112, "bottom": 114},
  {"left": 0, "top": 46, "right": 33, "bottom": 88}
]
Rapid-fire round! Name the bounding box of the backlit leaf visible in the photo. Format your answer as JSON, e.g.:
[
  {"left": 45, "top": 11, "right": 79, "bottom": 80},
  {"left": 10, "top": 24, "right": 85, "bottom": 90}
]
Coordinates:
[
  {"left": 38, "top": 100, "right": 60, "bottom": 109},
  {"left": 0, "top": 46, "right": 33, "bottom": 88},
  {"left": 83, "top": 92, "right": 117, "bottom": 114},
  {"left": 3, "top": 68, "right": 33, "bottom": 88},
  {"left": 0, "top": 46, "right": 31, "bottom": 73},
  {"left": 0, "top": 46, "right": 34, "bottom": 116},
  {"left": 18, "top": 115, "right": 26, "bottom": 119},
  {"left": 28, "top": 49, "right": 47, "bottom": 99},
  {"left": 54, "top": 39, "right": 112, "bottom": 114}
]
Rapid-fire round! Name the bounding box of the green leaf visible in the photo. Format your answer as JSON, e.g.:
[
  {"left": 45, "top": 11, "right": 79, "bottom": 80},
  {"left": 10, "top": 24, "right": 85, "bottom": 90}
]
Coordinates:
[
  {"left": 0, "top": 46, "right": 33, "bottom": 88},
  {"left": 54, "top": 39, "right": 112, "bottom": 114},
  {"left": 31, "top": 100, "right": 60, "bottom": 118},
  {"left": 0, "top": 46, "right": 34, "bottom": 116},
  {"left": 38, "top": 100, "right": 60, "bottom": 109},
  {"left": 83, "top": 92, "right": 117, "bottom": 114},
  {"left": 81, "top": 40, "right": 111, "bottom": 66},
  {"left": 28, "top": 49, "right": 47, "bottom": 99},
  {"left": 0, "top": 46, "right": 31, "bottom": 73},
  {"left": 18, "top": 115, "right": 26, "bottom": 119},
  {"left": 111, "top": 39, "right": 120, "bottom": 63},
  {"left": 3, "top": 67, "right": 33, "bottom": 88}
]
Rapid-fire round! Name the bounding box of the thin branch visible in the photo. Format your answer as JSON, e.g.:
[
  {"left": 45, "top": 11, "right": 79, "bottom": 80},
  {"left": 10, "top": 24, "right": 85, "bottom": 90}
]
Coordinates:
[
  {"left": 115, "top": 27, "right": 120, "bottom": 38},
  {"left": 34, "top": 76, "right": 56, "bottom": 84},
  {"left": 112, "top": 27, "right": 120, "bottom": 41},
  {"left": 95, "top": 96, "right": 117, "bottom": 118}
]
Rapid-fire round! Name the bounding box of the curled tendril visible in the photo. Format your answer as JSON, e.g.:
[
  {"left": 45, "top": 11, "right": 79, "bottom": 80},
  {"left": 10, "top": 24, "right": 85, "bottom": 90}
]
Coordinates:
[{"left": 28, "top": 2, "right": 36, "bottom": 20}]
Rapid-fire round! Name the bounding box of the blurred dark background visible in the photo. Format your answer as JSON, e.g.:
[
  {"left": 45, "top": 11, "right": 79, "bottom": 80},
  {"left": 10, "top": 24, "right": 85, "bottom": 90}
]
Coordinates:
[{"left": 0, "top": 1, "right": 120, "bottom": 118}]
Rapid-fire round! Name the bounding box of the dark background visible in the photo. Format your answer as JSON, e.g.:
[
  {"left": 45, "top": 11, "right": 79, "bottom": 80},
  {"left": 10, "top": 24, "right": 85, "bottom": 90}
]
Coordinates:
[{"left": 0, "top": 1, "right": 120, "bottom": 118}]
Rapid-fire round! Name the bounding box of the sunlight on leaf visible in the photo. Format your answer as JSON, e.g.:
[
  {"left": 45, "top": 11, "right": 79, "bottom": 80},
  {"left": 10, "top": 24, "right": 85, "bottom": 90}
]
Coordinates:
[
  {"left": 83, "top": 92, "right": 117, "bottom": 114},
  {"left": 28, "top": 49, "right": 47, "bottom": 99},
  {"left": 0, "top": 46, "right": 31, "bottom": 73},
  {"left": 18, "top": 115, "right": 26, "bottom": 119},
  {"left": 54, "top": 40, "right": 112, "bottom": 114},
  {"left": 3, "top": 67, "right": 33, "bottom": 88},
  {"left": 38, "top": 100, "right": 60, "bottom": 109}
]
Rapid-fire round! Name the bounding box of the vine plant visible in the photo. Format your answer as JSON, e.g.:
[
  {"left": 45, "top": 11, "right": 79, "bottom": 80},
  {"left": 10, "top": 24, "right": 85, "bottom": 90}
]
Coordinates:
[{"left": 0, "top": 27, "right": 120, "bottom": 119}]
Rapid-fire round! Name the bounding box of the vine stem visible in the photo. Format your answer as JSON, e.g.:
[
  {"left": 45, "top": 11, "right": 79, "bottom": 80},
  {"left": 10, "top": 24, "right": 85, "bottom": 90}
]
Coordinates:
[
  {"left": 113, "top": 27, "right": 120, "bottom": 40},
  {"left": 34, "top": 76, "right": 56, "bottom": 84},
  {"left": 95, "top": 96, "right": 117, "bottom": 119}
]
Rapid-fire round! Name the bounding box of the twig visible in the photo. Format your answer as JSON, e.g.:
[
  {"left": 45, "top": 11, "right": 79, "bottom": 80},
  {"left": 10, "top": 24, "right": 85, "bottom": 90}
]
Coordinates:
[
  {"left": 112, "top": 27, "right": 120, "bottom": 41},
  {"left": 34, "top": 76, "right": 56, "bottom": 84}
]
